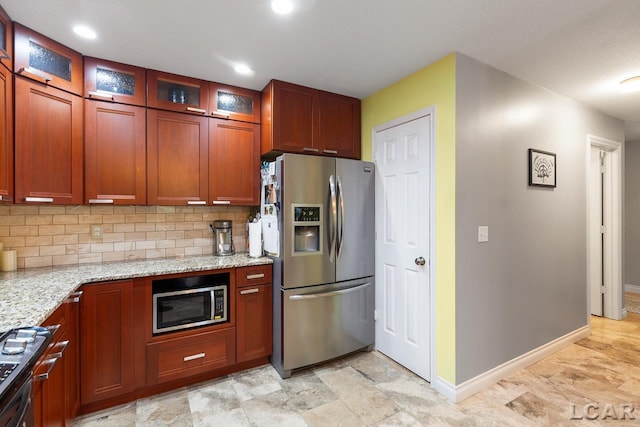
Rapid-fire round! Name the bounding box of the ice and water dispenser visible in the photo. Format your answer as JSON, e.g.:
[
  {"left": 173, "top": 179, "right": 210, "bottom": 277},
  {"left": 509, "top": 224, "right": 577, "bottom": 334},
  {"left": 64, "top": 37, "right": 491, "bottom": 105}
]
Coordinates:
[{"left": 292, "top": 205, "right": 322, "bottom": 255}]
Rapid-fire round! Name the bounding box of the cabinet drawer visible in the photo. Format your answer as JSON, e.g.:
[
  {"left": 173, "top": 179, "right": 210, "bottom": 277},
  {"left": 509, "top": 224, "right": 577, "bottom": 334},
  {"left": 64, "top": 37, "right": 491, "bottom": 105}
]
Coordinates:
[
  {"left": 236, "top": 265, "right": 272, "bottom": 287},
  {"left": 146, "top": 328, "right": 235, "bottom": 385}
]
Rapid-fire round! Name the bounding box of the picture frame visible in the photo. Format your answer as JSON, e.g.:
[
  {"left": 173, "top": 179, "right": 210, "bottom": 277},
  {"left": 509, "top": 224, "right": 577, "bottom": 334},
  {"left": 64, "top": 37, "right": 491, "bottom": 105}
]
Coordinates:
[{"left": 528, "top": 148, "right": 556, "bottom": 188}]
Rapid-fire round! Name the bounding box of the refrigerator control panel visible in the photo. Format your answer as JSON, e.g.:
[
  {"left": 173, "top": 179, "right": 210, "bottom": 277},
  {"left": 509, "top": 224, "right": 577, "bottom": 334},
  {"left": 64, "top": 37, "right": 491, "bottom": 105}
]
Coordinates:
[{"left": 294, "top": 206, "right": 321, "bottom": 222}]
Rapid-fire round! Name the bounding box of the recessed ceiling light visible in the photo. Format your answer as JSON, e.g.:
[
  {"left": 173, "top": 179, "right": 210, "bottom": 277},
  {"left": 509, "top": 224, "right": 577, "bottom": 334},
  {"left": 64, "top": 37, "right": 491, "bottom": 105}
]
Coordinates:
[
  {"left": 620, "top": 75, "right": 640, "bottom": 93},
  {"left": 271, "top": 0, "right": 294, "bottom": 15},
  {"left": 73, "top": 25, "right": 97, "bottom": 39},
  {"left": 234, "top": 63, "right": 254, "bottom": 76}
]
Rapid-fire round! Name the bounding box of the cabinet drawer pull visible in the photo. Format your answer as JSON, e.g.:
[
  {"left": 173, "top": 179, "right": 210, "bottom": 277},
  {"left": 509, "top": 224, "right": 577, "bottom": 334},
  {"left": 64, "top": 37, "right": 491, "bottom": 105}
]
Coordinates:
[
  {"left": 18, "top": 67, "right": 52, "bottom": 84},
  {"left": 183, "top": 352, "right": 206, "bottom": 362},
  {"left": 88, "top": 91, "right": 115, "bottom": 101},
  {"left": 323, "top": 149, "right": 338, "bottom": 154},
  {"left": 24, "top": 197, "right": 54, "bottom": 203},
  {"left": 240, "top": 288, "right": 260, "bottom": 295},
  {"left": 66, "top": 290, "right": 83, "bottom": 303},
  {"left": 303, "top": 147, "right": 319, "bottom": 152},
  {"left": 246, "top": 273, "right": 265, "bottom": 280},
  {"left": 212, "top": 200, "right": 231, "bottom": 205},
  {"left": 211, "top": 111, "right": 230, "bottom": 119},
  {"left": 49, "top": 340, "right": 69, "bottom": 359},
  {"left": 0, "top": 195, "right": 12, "bottom": 202},
  {"left": 88, "top": 198, "right": 114, "bottom": 204},
  {"left": 187, "top": 200, "right": 206, "bottom": 205},
  {"left": 34, "top": 357, "right": 58, "bottom": 381},
  {"left": 186, "top": 107, "right": 207, "bottom": 114}
]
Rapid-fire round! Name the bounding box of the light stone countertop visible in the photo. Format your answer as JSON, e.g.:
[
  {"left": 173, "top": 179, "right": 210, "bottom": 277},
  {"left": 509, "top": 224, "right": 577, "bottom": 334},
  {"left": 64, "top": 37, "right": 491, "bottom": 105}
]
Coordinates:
[{"left": 0, "top": 254, "right": 273, "bottom": 331}]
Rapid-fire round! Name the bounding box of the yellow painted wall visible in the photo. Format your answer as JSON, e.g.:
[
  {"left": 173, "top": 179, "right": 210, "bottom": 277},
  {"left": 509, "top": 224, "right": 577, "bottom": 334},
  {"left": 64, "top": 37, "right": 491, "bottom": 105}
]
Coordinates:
[{"left": 361, "top": 53, "right": 456, "bottom": 384}]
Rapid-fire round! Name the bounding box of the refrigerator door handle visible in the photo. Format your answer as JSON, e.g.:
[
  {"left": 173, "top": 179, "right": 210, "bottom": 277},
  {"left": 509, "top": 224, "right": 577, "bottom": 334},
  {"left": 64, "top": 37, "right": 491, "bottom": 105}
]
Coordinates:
[
  {"left": 288, "top": 281, "right": 372, "bottom": 300},
  {"left": 336, "top": 175, "right": 345, "bottom": 259},
  {"left": 329, "top": 174, "right": 337, "bottom": 261}
]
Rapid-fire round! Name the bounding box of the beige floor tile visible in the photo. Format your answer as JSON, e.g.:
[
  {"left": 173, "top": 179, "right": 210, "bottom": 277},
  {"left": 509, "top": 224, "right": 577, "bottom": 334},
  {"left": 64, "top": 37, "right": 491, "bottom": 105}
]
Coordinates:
[{"left": 301, "top": 399, "right": 364, "bottom": 427}]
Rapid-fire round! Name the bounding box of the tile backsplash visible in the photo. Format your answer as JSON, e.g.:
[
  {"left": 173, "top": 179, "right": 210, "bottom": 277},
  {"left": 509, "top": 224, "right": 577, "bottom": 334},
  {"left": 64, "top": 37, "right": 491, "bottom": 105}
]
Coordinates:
[{"left": 0, "top": 205, "right": 252, "bottom": 269}]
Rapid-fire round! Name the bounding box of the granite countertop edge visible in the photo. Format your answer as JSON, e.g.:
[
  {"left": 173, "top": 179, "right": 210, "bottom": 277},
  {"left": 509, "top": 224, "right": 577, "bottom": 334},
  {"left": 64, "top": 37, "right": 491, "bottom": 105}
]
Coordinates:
[{"left": 0, "top": 254, "right": 273, "bottom": 331}]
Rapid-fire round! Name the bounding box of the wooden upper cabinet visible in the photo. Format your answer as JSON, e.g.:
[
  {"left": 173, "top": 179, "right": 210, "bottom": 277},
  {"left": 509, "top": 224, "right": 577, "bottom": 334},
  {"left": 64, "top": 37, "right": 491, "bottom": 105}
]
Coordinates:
[
  {"left": 147, "top": 109, "right": 209, "bottom": 205},
  {"left": 209, "top": 118, "right": 260, "bottom": 206},
  {"left": 14, "top": 23, "right": 83, "bottom": 95},
  {"left": 84, "top": 100, "right": 146, "bottom": 205},
  {"left": 262, "top": 80, "right": 319, "bottom": 157},
  {"left": 210, "top": 83, "right": 260, "bottom": 123},
  {"left": 261, "top": 79, "right": 361, "bottom": 160},
  {"left": 0, "top": 5, "right": 13, "bottom": 72},
  {"left": 318, "top": 91, "right": 361, "bottom": 159},
  {"left": 15, "top": 77, "right": 83, "bottom": 204},
  {"left": 147, "top": 70, "right": 209, "bottom": 115},
  {"left": 84, "top": 57, "right": 146, "bottom": 106},
  {"left": 0, "top": 65, "right": 12, "bottom": 202}
]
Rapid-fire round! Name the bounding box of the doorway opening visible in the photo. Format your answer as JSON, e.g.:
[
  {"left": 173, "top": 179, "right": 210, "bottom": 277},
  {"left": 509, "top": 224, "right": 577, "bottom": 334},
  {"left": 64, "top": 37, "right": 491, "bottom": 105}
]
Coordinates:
[{"left": 587, "top": 134, "right": 623, "bottom": 320}]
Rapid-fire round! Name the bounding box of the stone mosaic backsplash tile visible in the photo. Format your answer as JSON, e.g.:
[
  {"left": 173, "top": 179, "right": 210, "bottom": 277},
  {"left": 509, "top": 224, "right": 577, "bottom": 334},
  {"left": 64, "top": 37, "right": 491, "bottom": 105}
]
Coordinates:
[{"left": 0, "top": 205, "right": 252, "bottom": 269}]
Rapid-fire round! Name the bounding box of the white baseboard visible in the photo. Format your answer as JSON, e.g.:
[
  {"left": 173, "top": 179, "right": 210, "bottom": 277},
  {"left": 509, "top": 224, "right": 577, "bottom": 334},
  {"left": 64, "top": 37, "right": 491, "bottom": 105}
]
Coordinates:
[
  {"left": 625, "top": 284, "right": 640, "bottom": 294},
  {"left": 622, "top": 307, "right": 628, "bottom": 319},
  {"left": 434, "top": 324, "right": 591, "bottom": 403}
]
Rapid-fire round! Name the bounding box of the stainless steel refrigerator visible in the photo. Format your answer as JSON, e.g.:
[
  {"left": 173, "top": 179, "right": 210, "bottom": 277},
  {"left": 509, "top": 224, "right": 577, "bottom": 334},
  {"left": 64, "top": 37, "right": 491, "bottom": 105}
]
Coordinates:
[{"left": 269, "top": 153, "right": 375, "bottom": 378}]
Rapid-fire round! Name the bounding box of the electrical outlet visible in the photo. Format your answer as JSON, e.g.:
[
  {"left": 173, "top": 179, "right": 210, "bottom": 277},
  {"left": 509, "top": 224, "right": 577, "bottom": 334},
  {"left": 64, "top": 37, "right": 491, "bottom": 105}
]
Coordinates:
[{"left": 91, "top": 225, "right": 103, "bottom": 239}]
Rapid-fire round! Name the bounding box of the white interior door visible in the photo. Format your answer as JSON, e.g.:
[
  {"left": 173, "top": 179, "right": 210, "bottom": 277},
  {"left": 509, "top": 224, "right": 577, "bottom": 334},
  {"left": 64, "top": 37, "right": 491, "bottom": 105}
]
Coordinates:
[
  {"left": 373, "top": 113, "right": 431, "bottom": 381},
  {"left": 589, "top": 146, "right": 604, "bottom": 316}
]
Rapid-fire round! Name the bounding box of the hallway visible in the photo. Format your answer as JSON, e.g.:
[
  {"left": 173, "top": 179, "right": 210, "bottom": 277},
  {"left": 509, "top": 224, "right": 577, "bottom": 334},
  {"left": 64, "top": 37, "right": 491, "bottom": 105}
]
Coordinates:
[{"left": 76, "top": 314, "right": 640, "bottom": 426}]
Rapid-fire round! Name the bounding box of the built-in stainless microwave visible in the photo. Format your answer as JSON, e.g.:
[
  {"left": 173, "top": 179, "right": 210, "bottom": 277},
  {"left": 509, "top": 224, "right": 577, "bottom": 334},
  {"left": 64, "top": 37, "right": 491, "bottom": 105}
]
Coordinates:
[{"left": 152, "top": 273, "right": 229, "bottom": 334}]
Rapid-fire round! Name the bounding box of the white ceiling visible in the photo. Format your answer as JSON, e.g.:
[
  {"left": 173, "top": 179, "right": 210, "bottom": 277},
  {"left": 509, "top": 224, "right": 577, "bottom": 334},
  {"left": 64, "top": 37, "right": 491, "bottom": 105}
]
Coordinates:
[{"left": 2, "top": 0, "right": 640, "bottom": 140}]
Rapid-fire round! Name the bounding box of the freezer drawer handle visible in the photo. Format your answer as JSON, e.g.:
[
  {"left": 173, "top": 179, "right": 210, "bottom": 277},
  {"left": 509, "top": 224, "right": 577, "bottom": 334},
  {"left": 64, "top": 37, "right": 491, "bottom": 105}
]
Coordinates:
[
  {"left": 246, "top": 273, "right": 265, "bottom": 280},
  {"left": 183, "top": 353, "right": 206, "bottom": 362},
  {"left": 240, "top": 288, "right": 260, "bottom": 295},
  {"left": 288, "top": 281, "right": 372, "bottom": 300}
]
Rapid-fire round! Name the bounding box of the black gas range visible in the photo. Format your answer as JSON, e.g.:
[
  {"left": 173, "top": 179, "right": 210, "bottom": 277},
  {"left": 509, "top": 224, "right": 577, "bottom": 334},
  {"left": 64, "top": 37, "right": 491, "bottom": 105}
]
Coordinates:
[{"left": 0, "top": 327, "right": 52, "bottom": 427}]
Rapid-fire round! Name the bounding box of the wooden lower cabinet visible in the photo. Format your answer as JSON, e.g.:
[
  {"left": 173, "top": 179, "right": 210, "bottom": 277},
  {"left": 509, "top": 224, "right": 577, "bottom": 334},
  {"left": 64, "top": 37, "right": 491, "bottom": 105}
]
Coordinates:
[
  {"left": 80, "top": 280, "right": 135, "bottom": 405},
  {"left": 32, "top": 291, "right": 81, "bottom": 427},
  {"left": 146, "top": 328, "right": 236, "bottom": 385},
  {"left": 236, "top": 265, "right": 273, "bottom": 363}
]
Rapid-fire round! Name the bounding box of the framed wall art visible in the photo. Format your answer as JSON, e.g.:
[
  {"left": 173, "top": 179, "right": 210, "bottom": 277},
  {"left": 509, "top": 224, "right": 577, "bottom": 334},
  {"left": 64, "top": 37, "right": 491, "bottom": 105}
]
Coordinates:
[{"left": 528, "top": 148, "right": 556, "bottom": 188}]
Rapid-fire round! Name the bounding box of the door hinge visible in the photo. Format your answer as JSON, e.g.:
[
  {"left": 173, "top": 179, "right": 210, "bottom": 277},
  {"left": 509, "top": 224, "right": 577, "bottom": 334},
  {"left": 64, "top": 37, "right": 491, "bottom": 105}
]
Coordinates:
[
  {"left": 601, "top": 285, "right": 606, "bottom": 294},
  {"left": 600, "top": 225, "right": 606, "bottom": 234},
  {"left": 600, "top": 164, "right": 606, "bottom": 174}
]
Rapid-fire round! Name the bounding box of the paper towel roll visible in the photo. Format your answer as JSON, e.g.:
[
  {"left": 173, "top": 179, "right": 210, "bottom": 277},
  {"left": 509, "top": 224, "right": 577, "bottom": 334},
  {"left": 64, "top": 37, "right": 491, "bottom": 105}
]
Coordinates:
[
  {"left": 248, "top": 222, "right": 262, "bottom": 258},
  {"left": 0, "top": 249, "right": 17, "bottom": 271}
]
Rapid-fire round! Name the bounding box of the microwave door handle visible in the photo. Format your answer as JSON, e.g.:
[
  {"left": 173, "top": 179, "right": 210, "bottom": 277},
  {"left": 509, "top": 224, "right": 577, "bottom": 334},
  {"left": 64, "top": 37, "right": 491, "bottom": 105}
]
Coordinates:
[
  {"left": 328, "top": 174, "right": 337, "bottom": 261},
  {"left": 336, "top": 175, "right": 345, "bottom": 260},
  {"left": 210, "top": 290, "right": 216, "bottom": 320}
]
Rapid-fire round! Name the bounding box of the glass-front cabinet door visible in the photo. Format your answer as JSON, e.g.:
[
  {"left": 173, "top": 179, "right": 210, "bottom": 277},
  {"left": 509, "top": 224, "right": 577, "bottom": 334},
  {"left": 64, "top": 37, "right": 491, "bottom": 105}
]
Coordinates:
[
  {"left": 147, "top": 70, "right": 209, "bottom": 115},
  {"left": 13, "top": 23, "right": 83, "bottom": 95},
  {"left": 0, "top": 5, "right": 13, "bottom": 71},
  {"left": 210, "top": 83, "right": 261, "bottom": 123},
  {"left": 84, "top": 57, "right": 146, "bottom": 106}
]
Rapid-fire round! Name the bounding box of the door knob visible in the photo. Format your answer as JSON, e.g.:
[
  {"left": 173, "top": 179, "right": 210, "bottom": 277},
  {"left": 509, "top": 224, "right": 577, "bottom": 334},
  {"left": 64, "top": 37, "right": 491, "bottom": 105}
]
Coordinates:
[{"left": 415, "top": 257, "right": 426, "bottom": 266}]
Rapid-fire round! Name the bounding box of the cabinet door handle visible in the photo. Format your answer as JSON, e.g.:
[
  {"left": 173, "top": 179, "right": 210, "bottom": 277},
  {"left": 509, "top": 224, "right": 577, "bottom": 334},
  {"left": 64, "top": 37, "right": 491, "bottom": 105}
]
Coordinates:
[
  {"left": 183, "top": 352, "right": 206, "bottom": 362},
  {"left": 246, "top": 273, "right": 265, "bottom": 280},
  {"left": 0, "top": 195, "right": 12, "bottom": 202},
  {"left": 24, "top": 197, "right": 54, "bottom": 203},
  {"left": 212, "top": 200, "right": 231, "bottom": 205},
  {"left": 303, "top": 147, "right": 319, "bottom": 152},
  {"left": 240, "top": 288, "right": 260, "bottom": 295},
  {"left": 323, "top": 149, "right": 338, "bottom": 154},
  {"left": 34, "top": 357, "right": 58, "bottom": 381},
  {"left": 187, "top": 200, "right": 206, "bottom": 205},
  {"left": 211, "top": 111, "right": 230, "bottom": 119},
  {"left": 88, "top": 91, "right": 115, "bottom": 101},
  {"left": 18, "top": 67, "right": 52, "bottom": 84},
  {"left": 88, "top": 198, "right": 114, "bottom": 204},
  {"left": 186, "top": 107, "right": 207, "bottom": 114}
]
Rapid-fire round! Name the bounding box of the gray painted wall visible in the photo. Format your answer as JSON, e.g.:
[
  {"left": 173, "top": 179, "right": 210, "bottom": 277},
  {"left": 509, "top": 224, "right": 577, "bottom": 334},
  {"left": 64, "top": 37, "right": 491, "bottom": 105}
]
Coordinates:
[
  {"left": 625, "top": 141, "right": 640, "bottom": 288},
  {"left": 454, "top": 53, "right": 624, "bottom": 384}
]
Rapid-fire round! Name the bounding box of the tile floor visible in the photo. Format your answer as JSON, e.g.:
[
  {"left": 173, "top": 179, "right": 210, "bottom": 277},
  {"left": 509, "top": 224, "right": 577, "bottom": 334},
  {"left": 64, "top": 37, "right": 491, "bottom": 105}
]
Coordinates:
[{"left": 76, "top": 313, "right": 640, "bottom": 426}]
